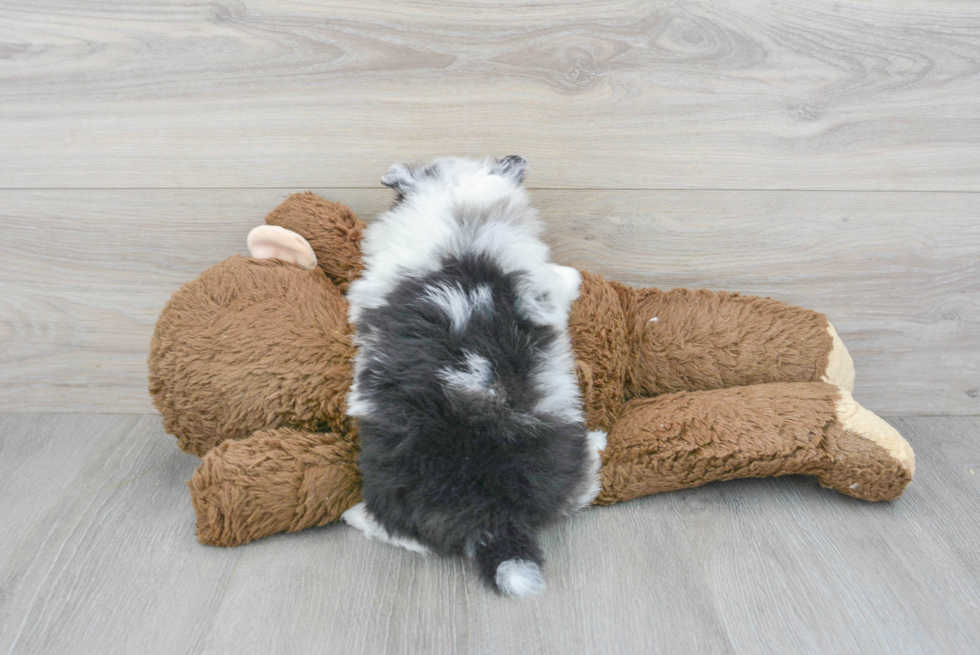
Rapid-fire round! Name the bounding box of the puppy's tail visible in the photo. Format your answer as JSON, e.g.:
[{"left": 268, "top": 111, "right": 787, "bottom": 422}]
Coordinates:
[{"left": 472, "top": 524, "right": 545, "bottom": 597}]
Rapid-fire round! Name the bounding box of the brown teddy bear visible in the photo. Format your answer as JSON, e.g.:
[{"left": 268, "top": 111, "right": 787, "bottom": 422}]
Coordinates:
[{"left": 148, "top": 193, "right": 915, "bottom": 548}]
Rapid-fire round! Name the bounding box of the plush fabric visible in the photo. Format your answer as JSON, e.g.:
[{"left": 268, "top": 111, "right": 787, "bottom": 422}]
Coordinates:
[
  {"left": 189, "top": 428, "right": 362, "bottom": 547},
  {"left": 597, "top": 382, "right": 913, "bottom": 505},
  {"left": 148, "top": 193, "right": 915, "bottom": 547},
  {"left": 149, "top": 256, "right": 355, "bottom": 456}
]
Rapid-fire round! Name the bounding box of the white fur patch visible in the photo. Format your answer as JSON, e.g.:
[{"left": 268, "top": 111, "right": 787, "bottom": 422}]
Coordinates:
[
  {"left": 424, "top": 283, "right": 493, "bottom": 332},
  {"left": 531, "top": 334, "right": 584, "bottom": 423},
  {"left": 588, "top": 430, "right": 608, "bottom": 452},
  {"left": 570, "top": 432, "right": 603, "bottom": 511},
  {"left": 341, "top": 502, "right": 430, "bottom": 555},
  {"left": 470, "top": 283, "right": 493, "bottom": 308},
  {"left": 496, "top": 559, "right": 545, "bottom": 597},
  {"left": 440, "top": 352, "right": 496, "bottom": 397},
  {"left": 347, "top": 329, "right": 381, "bottom": 418},
  {"left": 550, "top": 264, "right": 583, "bottom": 313},
  {"left": 345, "top": 382, "right": 374, "bottom": 418}
]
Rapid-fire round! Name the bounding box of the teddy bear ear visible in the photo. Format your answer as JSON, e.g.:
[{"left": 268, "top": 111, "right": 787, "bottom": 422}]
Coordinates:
[
  {"left": 493, "top": 155, "right": 527, "bottom": 183},
  {"left": 247, "top": 225, "right": 318, "bottom": 271},
  {"left": 380, "top": 163, "right": 418, "bottom": 192}
]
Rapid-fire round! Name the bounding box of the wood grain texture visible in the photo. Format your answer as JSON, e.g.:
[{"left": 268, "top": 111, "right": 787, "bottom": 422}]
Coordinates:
[
  {"left": 0, "top": 414, "right": 977, "bottom": 654},
  {"left": 1, "top": 0, "right": 979, "bottom": 190},
  {"left": 1, "top": 189, "right": 976, "bottom": 415}
]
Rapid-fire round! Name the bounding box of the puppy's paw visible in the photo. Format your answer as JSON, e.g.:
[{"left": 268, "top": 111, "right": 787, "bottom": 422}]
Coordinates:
[
  {"left": 341, "top": 501, "right": 375, "bottom": 534},
  {"left": 341, "top": 502, "right": 430, "bottom": 555}
]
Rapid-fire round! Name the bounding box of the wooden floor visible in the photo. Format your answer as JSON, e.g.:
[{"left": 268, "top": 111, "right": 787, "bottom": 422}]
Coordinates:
[
  {"left": 3, "top": 1, "right": 980, "bottom": 653},
  {"left": 0, "top": 414, "right": 976, "bottom": 655}
]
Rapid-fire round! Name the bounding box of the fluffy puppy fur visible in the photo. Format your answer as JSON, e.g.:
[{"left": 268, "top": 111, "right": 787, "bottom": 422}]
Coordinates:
[{"left": 343, "top": 156, "right": 600, "bottom": 596}]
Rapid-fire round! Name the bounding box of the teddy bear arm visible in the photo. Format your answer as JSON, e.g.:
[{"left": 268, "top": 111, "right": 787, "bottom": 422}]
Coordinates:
[
  {"left": 189, "top": 428, "right": 363, "bottom": 547},
  {"left": 615, "top": 284, "right": 854, "bottom": 397},
  {"left": 595, "top": 381, "right": 913, "bottom": 505}
]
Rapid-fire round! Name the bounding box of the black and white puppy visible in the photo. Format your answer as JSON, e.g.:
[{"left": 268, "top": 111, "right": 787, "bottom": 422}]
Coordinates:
[{"left": 342, "top": 156, "right": 602, "bottom": 596}]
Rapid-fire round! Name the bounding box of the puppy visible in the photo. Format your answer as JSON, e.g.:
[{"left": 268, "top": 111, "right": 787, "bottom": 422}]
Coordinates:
[{"left": 342, "top": 156, "right": 601, "bottom": 596}]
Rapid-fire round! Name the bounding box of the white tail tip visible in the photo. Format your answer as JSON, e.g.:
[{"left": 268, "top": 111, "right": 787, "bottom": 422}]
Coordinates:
[{"left": 496, "top": 559, "right": 545, "bottom": 597}]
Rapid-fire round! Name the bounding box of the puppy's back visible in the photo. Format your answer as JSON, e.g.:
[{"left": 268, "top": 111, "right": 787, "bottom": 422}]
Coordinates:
[{"left": 351, "top": 253, "right": 592, "bottom": 593}]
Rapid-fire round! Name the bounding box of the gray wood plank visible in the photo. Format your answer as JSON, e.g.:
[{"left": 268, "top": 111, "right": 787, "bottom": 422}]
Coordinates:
[
  {"left": 1, "top": 1, "right": 978, "bottom": 190},
  {"left": 1, "top": 189, "right": 977, "bottom": 415},
  {"left": 675, "top": 416, "right": 980, "bottom": 654},
  {"left": 0, "top": 415, "right": 144, "bottom": 574},
  {"left": 0, "top": 415, "right": 209, "bottom": 655},
  {"left": 0, "top": 414, "right": 977, "bottom": 654}
]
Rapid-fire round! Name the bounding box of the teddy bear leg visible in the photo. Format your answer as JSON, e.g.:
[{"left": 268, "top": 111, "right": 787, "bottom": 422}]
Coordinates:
[
  {"left": 595, "top": 382, "right": 913, "bottom": 506},
  {"left": 189, "top": 428, "right": 362, "bottom": 547},
  {"left": 611, "top": 284, "right": 855, "bottom": 396}
]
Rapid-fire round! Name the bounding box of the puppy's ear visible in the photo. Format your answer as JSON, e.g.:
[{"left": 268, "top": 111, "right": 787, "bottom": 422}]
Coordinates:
[
  {"left": 381, "top": 163, "right": 417, "bottom": 192},
  {"left": 493, "top": 155, "right": 527, "bottom": 183}
]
